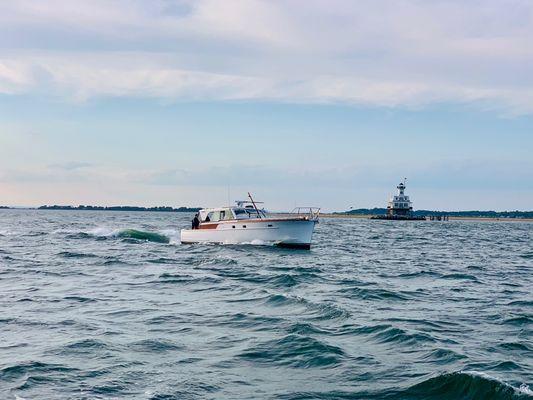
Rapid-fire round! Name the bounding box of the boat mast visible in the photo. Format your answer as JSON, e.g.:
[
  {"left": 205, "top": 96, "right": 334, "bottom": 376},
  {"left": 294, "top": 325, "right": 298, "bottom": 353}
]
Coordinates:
[{"left": 247, "top": 192, "right": 262, "bottom": 219}]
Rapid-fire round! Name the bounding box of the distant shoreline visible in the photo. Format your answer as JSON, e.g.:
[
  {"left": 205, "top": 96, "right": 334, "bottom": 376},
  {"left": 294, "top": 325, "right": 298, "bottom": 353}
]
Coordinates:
[
  {"left": 337, "top": 208, "right": 533, "bottom": 219},
  {"left": 321, "top": 213, "right": 533, "bottom": 222},
  {"left": 0, "top": 205, "right": 201, "bottom": 213},
  {"left": 1, "top": 206, "right": 533, "bottom": 221}
]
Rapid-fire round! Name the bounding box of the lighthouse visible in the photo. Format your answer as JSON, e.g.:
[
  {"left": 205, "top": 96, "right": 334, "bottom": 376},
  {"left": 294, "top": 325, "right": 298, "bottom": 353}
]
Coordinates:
[
  {"left": 372, "top": 179, "right": 426, "bottom": 220},
  {"left": 387, "top": 179, "right": 412, "bottom": 217}
]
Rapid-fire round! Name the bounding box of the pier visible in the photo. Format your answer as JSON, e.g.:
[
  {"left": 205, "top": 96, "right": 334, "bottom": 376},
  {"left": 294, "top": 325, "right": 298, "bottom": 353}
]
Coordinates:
[{"left": 429, "top": 215, "right": 449, "bottom": 221}]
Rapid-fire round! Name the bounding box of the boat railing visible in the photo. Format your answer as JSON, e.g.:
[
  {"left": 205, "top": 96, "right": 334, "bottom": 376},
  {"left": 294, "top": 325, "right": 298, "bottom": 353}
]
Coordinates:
[{"left": 290, "top": 207, "right": 321, "bottom": 221}]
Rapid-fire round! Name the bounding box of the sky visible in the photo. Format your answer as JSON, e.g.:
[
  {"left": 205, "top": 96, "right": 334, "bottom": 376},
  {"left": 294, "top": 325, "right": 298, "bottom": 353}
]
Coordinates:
[{"left": 1, "top": 0, "right": 532, "bottom": 211}]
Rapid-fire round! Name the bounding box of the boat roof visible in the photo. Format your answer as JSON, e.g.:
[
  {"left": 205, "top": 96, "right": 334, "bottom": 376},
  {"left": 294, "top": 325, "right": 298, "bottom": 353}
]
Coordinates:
[
  {"left": 198, "top": 200, "right": 265, "bottom": 213},
  {"left": 198, "top": 205, "right": 258, "bottom": 212}
]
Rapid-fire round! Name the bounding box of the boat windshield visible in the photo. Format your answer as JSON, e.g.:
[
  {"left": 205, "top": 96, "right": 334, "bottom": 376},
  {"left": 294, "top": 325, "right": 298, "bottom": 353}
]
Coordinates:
[{"left": 233, "top": 207, "right": 266, "bottom": 219}]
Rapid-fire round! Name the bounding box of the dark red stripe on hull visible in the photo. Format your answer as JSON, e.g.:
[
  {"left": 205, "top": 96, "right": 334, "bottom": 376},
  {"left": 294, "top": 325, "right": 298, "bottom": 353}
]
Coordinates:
[{"left": 275, "top": 243, "right": 311, "bottom": 250}]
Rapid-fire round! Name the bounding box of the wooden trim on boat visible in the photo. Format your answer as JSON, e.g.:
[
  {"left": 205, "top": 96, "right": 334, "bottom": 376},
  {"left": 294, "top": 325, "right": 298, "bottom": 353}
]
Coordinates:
[
  {"left": 199, "top": 217, "right": 311, "bottom": 229},
  {"left": 198, "top": 223, "right": 219, "bottom": 229}
]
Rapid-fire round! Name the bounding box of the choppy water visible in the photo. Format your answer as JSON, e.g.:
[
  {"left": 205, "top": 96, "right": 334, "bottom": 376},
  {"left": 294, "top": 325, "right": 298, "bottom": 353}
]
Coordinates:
[{"left": 0, "top": 210, "right": 532, "bottom": 400}]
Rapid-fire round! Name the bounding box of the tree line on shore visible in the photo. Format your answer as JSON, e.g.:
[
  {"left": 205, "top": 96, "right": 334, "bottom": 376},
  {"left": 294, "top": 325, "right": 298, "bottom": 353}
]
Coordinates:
[
  {"left": 342, "top": 208, "right": 533, "bottom": 219},
  {"left": 36, "top": 205, "right": 201, "bottom": 212},
  {"left": 0, "top": 205, "right": 532, "bottom": 218}
]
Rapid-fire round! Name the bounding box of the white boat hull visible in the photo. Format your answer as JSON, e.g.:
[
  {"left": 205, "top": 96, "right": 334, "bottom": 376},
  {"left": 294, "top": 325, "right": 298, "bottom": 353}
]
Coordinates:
[{"left": 181, "top": 218, "right": 317, "bottom": 249}]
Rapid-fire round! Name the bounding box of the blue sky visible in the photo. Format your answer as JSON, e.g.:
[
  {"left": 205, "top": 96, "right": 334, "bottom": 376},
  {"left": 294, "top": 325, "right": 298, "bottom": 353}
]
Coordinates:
[{"left": 1, "top": 0, "right": 532, "bottom": 211}]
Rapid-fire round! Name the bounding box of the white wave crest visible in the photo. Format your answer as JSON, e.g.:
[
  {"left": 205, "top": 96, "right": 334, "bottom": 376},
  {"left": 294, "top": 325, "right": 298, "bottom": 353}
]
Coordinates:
[
  {"left": 86, "top": 226, "right": 122, "bottom": 237},
  {"left": 463, "top": 371, "right": 533, "bottom": 397}
]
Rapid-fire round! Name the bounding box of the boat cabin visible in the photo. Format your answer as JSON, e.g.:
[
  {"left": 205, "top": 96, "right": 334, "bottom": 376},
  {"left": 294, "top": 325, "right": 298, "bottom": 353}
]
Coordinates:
[{"left": 199, "top": 205, "right": 267, "bottom": 223}]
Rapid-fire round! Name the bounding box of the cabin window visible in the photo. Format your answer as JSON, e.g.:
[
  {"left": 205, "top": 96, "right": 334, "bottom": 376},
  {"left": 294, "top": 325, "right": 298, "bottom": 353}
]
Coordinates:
[
  {"left": 222, "top": 209, "right": 233, "bottom": 220},
  {"left": 207, "top": 211, "right": 221, "bottom": 222}
]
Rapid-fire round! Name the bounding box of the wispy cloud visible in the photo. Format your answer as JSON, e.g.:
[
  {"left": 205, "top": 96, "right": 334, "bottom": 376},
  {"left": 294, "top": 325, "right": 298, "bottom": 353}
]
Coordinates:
[
  {"left": 7, "top": 160, "right": 527, "bottom": 190},
  {"left": 48, "top": 161, "right": 93, "bottom": 171},
  {"left": 1, "top": 0, "right": 532, "bottom": 113}
]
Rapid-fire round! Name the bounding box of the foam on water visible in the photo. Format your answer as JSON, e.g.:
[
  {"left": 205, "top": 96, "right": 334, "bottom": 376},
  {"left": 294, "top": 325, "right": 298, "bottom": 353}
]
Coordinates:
[
  {"left": 85, "top": 226, "right": 122, "bottom": 237},
  {"left": 158, "top": 228, "right": 182, "bottom": 245}
]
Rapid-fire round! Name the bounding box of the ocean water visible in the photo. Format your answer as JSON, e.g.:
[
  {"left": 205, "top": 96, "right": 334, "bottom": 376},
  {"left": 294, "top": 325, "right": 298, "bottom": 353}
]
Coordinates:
[{"left": 0, "top": 209, "right": 532, "bottom": 400}]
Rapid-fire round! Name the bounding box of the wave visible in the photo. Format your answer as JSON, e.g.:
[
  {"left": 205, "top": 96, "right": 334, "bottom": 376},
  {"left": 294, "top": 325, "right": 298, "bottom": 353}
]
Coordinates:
[
  {"left": 507, "top": 300, "right": 533, "bottom": 307},
  {"left": 286, "top": 322, "right": 330, "bottom": 335},
  {"left": 237, "top": 273, "right": 300, "bottom": 288},
  {"left": 278, "top": 371, "right": 533, "bottom": 399},
  {"left": 502, "top": 315, "right": 532, "bottom": 326},
  {"left": 63, "top": 338, "right": 108, "bottom": 351},
  {"left": 63, "top": 227, "right": 173, "bottom": 244},
  {"left": 158, "top": 273, "right": 222, "bottom": 285},
  {"left": 117, "top": 229, "right": 170, "bottom": 243},
  {"left": 372, "top": 326, "right": 437, "bottom": 345},
  {"left": 128, "top": 339, "right": 183, "bottom": 352},
  {"left": 261, "top": 293, "right": 350, "bottom": 321},
  {"left": 498, "top": 342, "right": 533, "bottom": 352},
  {"left": 404, "top": 371, "right": 533, "bottom": 400},
  {"left": 265, "top": 293, "right": 300, "bottom": 307},
  {"left": 441, "top": 273, "right": 480, "bottom": 281},
  {"left": 422, "top": 348, "right": 467, "bottom": 364},
  {"left": 339, "top": 286, "right": 411, "bottom": 301},
  {"left": 350, "top": 324, "right": 437, "bottom": 345},
  {"left": 58, "top": 251, "right": 97, "bottom": 258},
  {"left": 63, "top": 295, "right": 97, "bottom": 303},
  {"left": 396, "top": 270, "right": 441, "bottom": 278},
  {"left": 147, "top": 257, "right": 180, "bottom": 264},
  {"left": 238, "top": 334, "right": 346, "bottom": 368},
  {"left": 0, "top": 229, "right": 20, "bottom": 236},
  {"left": 0, "top": 361, "right": 77, "bottom": 381},
  {"left": 65, "top": 232, "right": 93, "bottom": 239},
  {"left": 217, "top": 312, "right": 284, "bottom": 331}
]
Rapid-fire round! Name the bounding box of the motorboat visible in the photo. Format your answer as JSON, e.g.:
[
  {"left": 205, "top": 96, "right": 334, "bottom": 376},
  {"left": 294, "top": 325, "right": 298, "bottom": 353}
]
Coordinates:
[{"left": 180, "top": 193, "right": 320, "bottom": 249}]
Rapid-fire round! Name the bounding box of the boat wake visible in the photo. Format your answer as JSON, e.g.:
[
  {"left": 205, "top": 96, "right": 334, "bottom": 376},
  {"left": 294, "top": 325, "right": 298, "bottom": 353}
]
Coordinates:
[
  {"left": 68, "top": 227, "right": 173, "bottom": 244},
  {"left": 62, "top": 227, "right": 280, "bottom": 246}
]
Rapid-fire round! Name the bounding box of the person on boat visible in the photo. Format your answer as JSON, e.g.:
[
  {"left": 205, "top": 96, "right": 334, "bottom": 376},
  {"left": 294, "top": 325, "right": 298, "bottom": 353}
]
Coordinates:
[{"left": 192, "top": 213, "right": 200, "bottom": 229}]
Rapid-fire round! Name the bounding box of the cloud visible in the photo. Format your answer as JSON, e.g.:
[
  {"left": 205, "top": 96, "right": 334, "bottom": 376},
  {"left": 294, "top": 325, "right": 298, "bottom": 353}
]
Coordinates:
[
  {"left": 0, "top": 163, "right": 102, "bottom": 183},
  {"left": 1, "top": 0, "right": 533, "bottom": 112},
  {"left": 3, "top": 158, "right": 531, "bottom": 190},
  {"left": 133, "top": 160, "right": 533, "bottom": 192},
  {"left": 48, "top": 161, "right": 93, "bottom": 170}
]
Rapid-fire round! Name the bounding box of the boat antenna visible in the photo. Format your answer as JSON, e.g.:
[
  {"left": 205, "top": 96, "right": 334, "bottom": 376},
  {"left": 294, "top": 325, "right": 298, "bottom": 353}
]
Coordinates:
[{"left": 247, "top": 192, "right": 262, "bottom": 219}]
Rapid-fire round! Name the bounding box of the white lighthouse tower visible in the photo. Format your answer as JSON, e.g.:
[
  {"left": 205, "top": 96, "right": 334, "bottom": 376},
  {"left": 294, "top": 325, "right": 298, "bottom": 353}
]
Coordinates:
[
  {"left": 387, "top": 179, "right": 413, "bottom": 217},
  {"left": 372, "top": 179, "right": 426, "bottom": 220}
]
